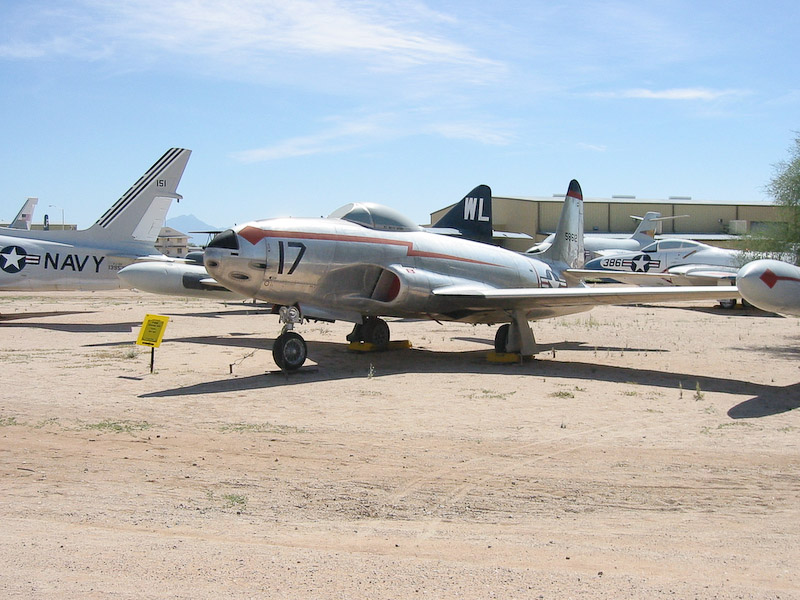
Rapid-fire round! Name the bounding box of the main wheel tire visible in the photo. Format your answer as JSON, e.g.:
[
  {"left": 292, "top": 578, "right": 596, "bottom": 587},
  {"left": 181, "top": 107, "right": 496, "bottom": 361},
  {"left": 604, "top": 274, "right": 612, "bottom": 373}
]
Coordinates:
[
  {"left": 719, "top": 299, "right": 737, "bottom": 309},
  {"left": 346, "top": 323, "right": 363, "bottom": 343},
  {"left": 494, "top": 324, "right": 510, "bottom": 353},
  {"left": 272, "top": 332, "right": 307, "bottom": 371},
  {"left": 363, "top": 318, "right": 390, "bottom": 348}
]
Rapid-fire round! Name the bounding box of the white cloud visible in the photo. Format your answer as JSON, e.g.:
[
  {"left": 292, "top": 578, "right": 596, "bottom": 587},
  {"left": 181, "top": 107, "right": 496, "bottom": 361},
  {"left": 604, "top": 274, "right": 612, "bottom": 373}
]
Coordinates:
[
  {"left": 232, "top": 113, "right": 395, "bottom": 162},
  {"left": 6, "top": 0, "right": 500, "bottom": 76},
  {"left": 232, "top": 110, "right": 516, "bottom": 163},
  {"left": 594, "top": 88, "right": 746, "bottom": 101},
  {"left": 577, "top": 142, "right": 607, "bottom": 152}
]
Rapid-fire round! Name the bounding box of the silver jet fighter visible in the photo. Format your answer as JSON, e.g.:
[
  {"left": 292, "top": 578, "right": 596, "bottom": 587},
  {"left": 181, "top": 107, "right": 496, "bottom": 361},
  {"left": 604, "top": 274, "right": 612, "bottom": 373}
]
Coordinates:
[
  {"left": 204, "top": 180, "right": 739, "bottom": 371},
  {"left": 0, "top": 148, "right": 191, "bottom": 291}
]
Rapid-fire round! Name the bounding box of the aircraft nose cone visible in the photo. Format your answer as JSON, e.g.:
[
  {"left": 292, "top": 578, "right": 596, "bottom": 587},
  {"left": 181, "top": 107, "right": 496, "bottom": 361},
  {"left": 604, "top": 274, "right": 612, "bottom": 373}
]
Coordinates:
[{"left": 118, "top": 263, "right": 166, "bottom": 289}]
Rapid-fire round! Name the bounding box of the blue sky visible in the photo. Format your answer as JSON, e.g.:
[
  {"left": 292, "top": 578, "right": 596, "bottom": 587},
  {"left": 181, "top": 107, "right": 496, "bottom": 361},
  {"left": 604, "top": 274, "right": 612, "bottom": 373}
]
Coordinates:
[{"left": 1, "top": 1, "right": 798, "bottom": 229}]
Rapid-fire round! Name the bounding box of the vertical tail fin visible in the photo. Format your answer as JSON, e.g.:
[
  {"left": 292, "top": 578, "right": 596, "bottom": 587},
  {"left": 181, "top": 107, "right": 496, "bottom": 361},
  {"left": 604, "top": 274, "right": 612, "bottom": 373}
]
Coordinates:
[
  {"left": 87, "top": 148, "right": 191, "bottom": 244},
  {"left": 540, "top": 179, "right": 584, "bottom": 269},
  {"left": 431, "top": 185, "right": 493, "bottom": 242},
  {"left": 10, "top": 197, "right": 38, "bottom": 230},
  {"left": 630, "top": 212, "right": 689, "bottom": 246},
  {"left": 630, "top": 211, "right": 662, "bottom": 245}
]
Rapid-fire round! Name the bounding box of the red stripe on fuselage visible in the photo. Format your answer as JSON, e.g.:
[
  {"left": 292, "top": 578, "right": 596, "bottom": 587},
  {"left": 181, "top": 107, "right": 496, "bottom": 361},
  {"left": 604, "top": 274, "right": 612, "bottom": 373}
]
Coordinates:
[{"left": 238, "top": 225, "right": 504, "bottom": 267}]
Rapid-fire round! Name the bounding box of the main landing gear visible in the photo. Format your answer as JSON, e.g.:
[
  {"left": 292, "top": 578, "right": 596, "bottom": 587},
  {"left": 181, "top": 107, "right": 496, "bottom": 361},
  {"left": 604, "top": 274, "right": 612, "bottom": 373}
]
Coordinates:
[
  {"left": 271, "top": 309, "right": 392, "bottom": 372},
  {"left": 346, "top": 316, "right": 390, "bottom": 348},
  {"left": 493, "top": 311, "right": 537, "bottom": 357}
]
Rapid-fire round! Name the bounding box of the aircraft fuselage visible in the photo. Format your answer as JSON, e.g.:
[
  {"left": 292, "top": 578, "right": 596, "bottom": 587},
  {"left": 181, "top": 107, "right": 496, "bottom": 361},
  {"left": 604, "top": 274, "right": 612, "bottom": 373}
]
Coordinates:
[
  {"left": 0, "top": 232, "right": 132, "bottom": 291},
  {"left": 204, "top": 217, "right": 571, "bottom": 324}
]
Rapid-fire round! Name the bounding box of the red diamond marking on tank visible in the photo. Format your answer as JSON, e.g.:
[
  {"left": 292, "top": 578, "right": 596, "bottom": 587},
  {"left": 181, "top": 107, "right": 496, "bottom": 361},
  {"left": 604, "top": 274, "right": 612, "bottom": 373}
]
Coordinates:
[{"left": 759, "top": 268, "right": 779, "bottom": 288}]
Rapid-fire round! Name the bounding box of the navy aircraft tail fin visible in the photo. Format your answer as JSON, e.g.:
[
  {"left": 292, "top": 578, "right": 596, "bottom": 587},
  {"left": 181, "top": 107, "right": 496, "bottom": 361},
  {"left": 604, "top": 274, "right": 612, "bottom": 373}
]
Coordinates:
[
  {"left": 429, "top": 185, "right": 493, "bottom": 242},
  {"left": 540, "top": 179, "right": 584, "bottom": 269},
  {"left": 85, "top": 148, "right": 191, "bottom": 246}
]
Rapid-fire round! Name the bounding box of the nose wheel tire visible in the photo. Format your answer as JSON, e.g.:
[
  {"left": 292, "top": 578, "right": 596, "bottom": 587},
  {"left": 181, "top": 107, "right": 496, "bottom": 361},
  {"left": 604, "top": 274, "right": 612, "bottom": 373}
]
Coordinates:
[{"left": 272, "top": 331, "right": 307, "bottom": 371}]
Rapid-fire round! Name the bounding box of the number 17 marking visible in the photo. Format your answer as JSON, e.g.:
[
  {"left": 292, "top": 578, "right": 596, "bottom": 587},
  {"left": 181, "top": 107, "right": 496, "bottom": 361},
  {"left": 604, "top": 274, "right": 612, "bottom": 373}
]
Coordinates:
[{"left": 277, "top": 241, "right": 306, "bottom": 275}]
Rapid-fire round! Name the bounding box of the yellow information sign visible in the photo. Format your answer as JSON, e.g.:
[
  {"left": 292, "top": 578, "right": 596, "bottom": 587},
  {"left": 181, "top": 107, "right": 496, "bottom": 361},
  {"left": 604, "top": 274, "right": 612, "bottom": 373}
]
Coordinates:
[{"left": 136, "top": 314, "right": 170, "bottom": 348}]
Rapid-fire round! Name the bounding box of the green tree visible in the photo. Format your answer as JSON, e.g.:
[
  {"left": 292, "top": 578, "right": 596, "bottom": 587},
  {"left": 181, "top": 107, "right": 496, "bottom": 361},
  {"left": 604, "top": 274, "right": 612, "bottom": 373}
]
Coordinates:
[{"left": 745, "top": 133, "right": 800, "bottom": 264}]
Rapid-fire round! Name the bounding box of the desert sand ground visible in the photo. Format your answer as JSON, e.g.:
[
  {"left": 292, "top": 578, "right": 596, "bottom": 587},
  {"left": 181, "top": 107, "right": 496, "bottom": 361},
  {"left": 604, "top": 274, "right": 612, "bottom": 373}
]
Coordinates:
[{"left": 1, "top": 290, "right": 799, "bottom": 599}]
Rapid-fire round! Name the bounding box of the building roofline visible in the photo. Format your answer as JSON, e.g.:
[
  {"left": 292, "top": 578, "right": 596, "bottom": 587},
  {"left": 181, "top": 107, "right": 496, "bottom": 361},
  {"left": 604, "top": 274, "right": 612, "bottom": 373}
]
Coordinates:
[{"left": 494, "top": 195, "right": 775, "bottom": 206}]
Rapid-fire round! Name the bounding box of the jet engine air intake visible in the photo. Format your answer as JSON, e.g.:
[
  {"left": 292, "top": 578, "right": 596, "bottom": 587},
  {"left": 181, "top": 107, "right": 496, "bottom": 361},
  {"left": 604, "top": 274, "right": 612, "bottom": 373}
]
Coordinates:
[{"left": 371, "top": 269, "right": 401, "bottom": 302}]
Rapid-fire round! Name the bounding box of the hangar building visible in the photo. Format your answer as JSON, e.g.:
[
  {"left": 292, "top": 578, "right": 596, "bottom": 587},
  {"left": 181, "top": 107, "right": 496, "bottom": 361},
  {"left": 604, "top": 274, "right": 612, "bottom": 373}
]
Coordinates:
[{"left": 430, "top": 192, "right": 781, "bottom": 252}]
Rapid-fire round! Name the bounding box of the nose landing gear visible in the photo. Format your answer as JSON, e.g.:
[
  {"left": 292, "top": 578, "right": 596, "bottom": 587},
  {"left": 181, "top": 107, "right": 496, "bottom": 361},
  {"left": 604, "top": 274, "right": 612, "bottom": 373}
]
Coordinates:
[{"left": 272, "top": 306, "right": 308, "bottom": 371}]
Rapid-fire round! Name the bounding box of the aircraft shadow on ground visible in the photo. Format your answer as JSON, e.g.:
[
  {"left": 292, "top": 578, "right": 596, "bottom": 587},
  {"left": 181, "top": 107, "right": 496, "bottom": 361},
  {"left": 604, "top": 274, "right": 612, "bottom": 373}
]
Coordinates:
[
  {"left": 139, "top": 335, "right": 800, "bottom": 418},
  {"left": 650, "top": 304, "right": 783, "bottom": 318},
  {"left": 162, "top": 306, "right": 273, "bottom": 319},
  {"left": 453, "top": 336, "right": 667, "bottom": 354},
  {"left": 1, "top": 319, "right": 138, "bottom": 333},
  {"left": 0, "top": 310, "right": 90, "bottom": 322},
  {"left": 731, "top": 342, "right": 800, "bottom": 359}
]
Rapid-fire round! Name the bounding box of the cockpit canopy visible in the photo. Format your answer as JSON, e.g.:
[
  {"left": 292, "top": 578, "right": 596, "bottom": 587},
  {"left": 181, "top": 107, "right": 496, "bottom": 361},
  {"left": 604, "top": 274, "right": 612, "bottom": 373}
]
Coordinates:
[
  {"left": 641, "top": 239, "right": 703, "bottom": 253},
  {"left": 329, "top": 202, "right": 421, "bottom": 232}
]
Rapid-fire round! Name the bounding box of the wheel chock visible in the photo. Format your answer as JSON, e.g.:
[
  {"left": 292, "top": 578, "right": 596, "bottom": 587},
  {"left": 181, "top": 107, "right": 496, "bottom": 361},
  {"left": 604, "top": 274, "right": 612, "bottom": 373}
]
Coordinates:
[
  {"left": 487, "top": 351, "right": 523, "bottom": 363},
  {"left": 347, "top": 340, "right": 412, "bottom": 352}
]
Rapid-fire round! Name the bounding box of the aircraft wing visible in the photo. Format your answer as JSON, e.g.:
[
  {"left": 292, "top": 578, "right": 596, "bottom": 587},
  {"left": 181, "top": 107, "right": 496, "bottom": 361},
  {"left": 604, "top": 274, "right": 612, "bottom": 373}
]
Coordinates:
[
  {"left": 567, "top": 269, "right": 676, "bottom": 284},
  {"left": 424, "top": 227, "right": 532, "bottom": 240},
  {"left": 424, "top": 227, "right": 463, "bottom": 236},
  {"left": 492, "top": 230, "right": 533, "bottom": 240},
  {"left": 568, "top": 267, "right": 737, "bottom": 286},
  {"left": 665, "top": 264, "right": 737, "bottom": 283},
  {"left": 431, "top": 284, "right": 739, "bottom": 311}
]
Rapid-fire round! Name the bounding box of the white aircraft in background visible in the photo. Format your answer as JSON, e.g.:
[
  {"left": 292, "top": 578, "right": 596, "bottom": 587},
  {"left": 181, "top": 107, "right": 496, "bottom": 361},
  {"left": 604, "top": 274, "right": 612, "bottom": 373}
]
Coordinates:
[
  {"left": 203, "top": 179, "right": 739, "bottom": 371},
  {"left": 526, "top": 211, "right": 686, "bottom": 258},
  {"left": 8, "top": 197, "right": 38, "bottom": 230},
  {"left": 583, "top": 238, "right": 743, "bottom": 283},
  {"left": 737, "top": 259, "right": 800, "bottom": 315},
  {"left": 0, "top": 148, "right": 191, "bottom": 291}
]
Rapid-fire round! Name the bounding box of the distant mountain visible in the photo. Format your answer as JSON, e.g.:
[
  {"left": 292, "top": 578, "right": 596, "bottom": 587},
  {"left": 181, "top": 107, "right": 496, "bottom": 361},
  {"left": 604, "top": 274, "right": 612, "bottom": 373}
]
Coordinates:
[{"left": 166, "top": 214, "right": 222, "bottom": 247}]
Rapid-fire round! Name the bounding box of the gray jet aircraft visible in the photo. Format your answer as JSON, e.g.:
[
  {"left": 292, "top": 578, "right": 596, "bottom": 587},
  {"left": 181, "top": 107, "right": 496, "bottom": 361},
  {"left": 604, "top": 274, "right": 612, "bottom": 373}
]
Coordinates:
[
  {"left": 0, "top": 148, "right": 191, "bottom": 291},
  {"left": 203, "top": 180, "right": 739, "bottom": 371}
]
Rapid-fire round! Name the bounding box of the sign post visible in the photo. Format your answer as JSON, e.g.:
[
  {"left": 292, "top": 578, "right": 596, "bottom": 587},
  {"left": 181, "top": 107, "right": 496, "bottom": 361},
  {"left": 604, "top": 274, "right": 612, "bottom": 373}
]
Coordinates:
[{"left": 136, "top": 314, "right": 170, "bottom": 373}]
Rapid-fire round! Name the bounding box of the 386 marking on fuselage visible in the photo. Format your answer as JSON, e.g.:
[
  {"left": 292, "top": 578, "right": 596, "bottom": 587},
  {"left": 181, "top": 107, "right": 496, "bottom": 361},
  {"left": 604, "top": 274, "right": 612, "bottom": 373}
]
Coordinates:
[{"left": 600, "top": 254, "right": 661, "bottom": 272}]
